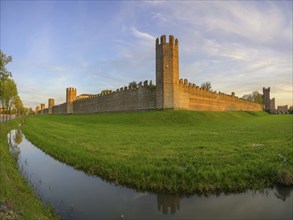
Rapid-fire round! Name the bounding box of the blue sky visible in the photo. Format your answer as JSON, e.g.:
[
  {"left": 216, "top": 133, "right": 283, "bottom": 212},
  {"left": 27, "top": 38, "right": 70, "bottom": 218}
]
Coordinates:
[{"left": 1, "top": 0, "right": 292, "bottom": 108}]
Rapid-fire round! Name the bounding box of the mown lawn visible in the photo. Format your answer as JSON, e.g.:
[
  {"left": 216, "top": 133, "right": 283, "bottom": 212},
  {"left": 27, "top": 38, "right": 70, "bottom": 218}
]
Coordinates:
[
  {"left": 23, "top": 111, "right": 293, "bottom": 193},
  {"left": 0, "top": 119, "right": 58, "bottom": 220}
]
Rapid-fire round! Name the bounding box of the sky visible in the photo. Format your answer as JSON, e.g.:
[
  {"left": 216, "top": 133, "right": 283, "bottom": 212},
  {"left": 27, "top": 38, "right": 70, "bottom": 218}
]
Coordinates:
[{"left": 1, "top": 0, "right": 292, "bottom": 109}]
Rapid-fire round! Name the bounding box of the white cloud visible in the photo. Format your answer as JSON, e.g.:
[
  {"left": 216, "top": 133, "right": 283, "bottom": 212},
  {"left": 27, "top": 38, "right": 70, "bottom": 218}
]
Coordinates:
[
  {"left": 4, "top": 1, "right": 292, "bottom": 107},
  {"left": 150, "top": 1, "right": 292, "bottom": 106},
  {"left": 151, "top": 12, "right": 168, "bottom": 24},
  {"left": 131, "top": 27, "right": 155, "bottom": 41},
  {"left": 161, "top": 1, "right": 292, "bottom": 45}
]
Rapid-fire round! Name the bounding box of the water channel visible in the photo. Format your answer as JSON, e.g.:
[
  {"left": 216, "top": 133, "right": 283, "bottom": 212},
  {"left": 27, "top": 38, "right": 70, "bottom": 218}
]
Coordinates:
[{"left": 8, "top": 129, "right": 292, "bottom": 219}]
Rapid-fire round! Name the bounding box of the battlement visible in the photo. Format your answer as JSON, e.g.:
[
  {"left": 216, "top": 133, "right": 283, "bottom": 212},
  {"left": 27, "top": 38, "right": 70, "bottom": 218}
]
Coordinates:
[
  {"left": 73, "top": 80, "right": 154, "bottom": 103},
  {"left": 66, "top": 87, "right": 77, "bottom": 103},
  {"left": 263, "top": 87, "right": 270, "bottom": 93},
  {"left": 66, "top": 87, "right": 76, "bottom": 91},
  {"left": 176, "top": 77, "right": 261, "bottom": 106},
  {"left": 156, "top": 35, "right": 178, "bottom": 46},
  {"left": 36, "top": 34, "right": 263, "bottom": 114}
]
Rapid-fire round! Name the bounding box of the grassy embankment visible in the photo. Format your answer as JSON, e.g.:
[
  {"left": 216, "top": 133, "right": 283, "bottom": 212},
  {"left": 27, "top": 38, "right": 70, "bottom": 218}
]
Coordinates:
[
  {"left": 0, "top": 119, "right": 58, "bottom": 219},
  {"left": 23, "top": 111, "right": 293, "bottom": 193}
]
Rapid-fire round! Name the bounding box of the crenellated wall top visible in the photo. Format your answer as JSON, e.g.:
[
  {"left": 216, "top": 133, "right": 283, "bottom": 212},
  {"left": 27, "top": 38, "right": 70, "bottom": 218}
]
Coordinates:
[
  {"left": 177, "top": 77, "right": 260, "bottom": 104},
  {"left": 73, "top": 80, "right": 154, "bottom": 103},
  {"left": 156, "top": 35, "right": 178, "bottom": 46}
]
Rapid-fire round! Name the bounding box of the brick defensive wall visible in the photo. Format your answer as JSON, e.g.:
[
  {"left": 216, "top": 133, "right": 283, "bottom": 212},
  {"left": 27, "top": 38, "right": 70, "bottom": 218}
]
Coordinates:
[{"left": 36, "top": 35, "right": 263, "bottom": 114}]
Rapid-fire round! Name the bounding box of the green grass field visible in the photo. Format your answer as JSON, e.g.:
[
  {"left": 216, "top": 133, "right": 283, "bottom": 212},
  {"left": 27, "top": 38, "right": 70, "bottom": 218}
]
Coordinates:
[
  {"left": 23, "top": 111, "right": 293, "bottom": 193},
  {"left": 0, "top": 119, "right": 58, "bottom": 220}
]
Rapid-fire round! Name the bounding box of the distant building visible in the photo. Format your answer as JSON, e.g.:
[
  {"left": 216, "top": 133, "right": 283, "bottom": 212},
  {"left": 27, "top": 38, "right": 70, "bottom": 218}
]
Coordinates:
[
  {"left": 76, "top": 94, "right": 94, "bottom": 100},
  {"left": 277, "top": 105, "right": 289, "bottom": 114}
]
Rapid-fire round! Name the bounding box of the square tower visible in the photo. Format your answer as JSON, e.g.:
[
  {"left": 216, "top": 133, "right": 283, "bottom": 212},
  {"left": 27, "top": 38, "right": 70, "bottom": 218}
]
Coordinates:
[
  {"left": 48, "top": 98, "right": 55, "bottom": 114},
  {"left": 263, "top": 87, "right": 270, "bottom": 112},
  {"left": 156, "top": 35, "right": 179, "bottom": 109},
  {"left": 66, "top": 87, "right": 77, "bottom": 114}
]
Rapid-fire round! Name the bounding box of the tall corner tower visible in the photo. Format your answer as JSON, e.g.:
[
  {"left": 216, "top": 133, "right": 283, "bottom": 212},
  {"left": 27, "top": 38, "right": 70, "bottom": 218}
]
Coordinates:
[
  {"left": 263, "top": 87, "right": 270, "bottom": 111},
  {"left": 156, "top": 35, "right": 179, "bottom": 109},
  {"left": 66, "top": 87, "right": 77, "bottom": 114}
]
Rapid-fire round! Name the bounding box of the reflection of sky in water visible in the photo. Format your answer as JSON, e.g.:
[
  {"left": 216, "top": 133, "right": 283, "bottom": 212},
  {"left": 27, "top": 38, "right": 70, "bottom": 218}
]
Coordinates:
[{"left": 8, "top": 130, "right": 293, "bottom": 220}]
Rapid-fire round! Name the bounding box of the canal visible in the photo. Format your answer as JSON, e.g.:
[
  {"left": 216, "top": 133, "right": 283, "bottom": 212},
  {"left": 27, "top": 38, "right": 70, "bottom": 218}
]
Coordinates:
[{"left": 8, "top": 129, "right": 292, "bottom": 219}]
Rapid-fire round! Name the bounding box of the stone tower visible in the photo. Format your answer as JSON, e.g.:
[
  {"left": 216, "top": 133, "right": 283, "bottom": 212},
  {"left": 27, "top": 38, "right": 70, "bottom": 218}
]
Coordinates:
[
  {"left": 270, "top": 98, "right": 276, "bottom": 114},
  {"left": 156, "top": 35, "right": 179, "bottom": 109},
  {"left": 66, "top": 87, "right": 76, "bottom": 114},
  {"left": 263, "top": 87, "right": 276, "bottom": 113},
  {"left": 263, "top": 87, "right": 270, "bottom": 112},
  {"left": 40, "top": 103, "right": 45, "bottom": 114},
  {"left": 35, "top": 106, "right": 40, "bottom": 114},
  {"left": 48, "top": 98, "right": 55, "bottom": 114},
  {"left": 48, "top": 98, "right": 55, "bottom": 108}
]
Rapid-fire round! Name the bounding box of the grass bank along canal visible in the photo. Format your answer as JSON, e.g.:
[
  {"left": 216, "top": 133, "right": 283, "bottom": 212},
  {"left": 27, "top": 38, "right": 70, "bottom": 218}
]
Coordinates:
[
  {"left": 8, "top": 129, "right": 293, "bottom": 220},
  {"left": 22, "top": 112, "right": 293, "bottom": 193}
]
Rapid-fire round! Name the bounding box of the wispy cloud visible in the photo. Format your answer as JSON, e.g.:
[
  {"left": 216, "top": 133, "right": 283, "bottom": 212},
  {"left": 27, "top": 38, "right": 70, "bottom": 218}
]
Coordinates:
[
  {"left": 2, "top": 1, "right": 292, "bottom": 107},
  {"left": 131, "top": 27, "right": 155, "bottom": 41},
  {"left": 151, "top": 12, "right": 168, "bottom": 24}
]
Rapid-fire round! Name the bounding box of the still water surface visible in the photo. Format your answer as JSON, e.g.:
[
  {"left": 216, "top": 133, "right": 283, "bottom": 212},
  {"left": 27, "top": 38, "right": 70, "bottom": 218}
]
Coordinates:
[{"left": 8, "top": 129, "right": 292, "bottom": 219}]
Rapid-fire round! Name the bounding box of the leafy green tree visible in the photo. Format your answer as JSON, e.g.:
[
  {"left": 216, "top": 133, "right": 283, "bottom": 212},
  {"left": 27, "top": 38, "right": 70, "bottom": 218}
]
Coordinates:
[
  {"left": 147, "top": 80, "right": 156, "bottom": 91},
  {"left": 242, "top": 91, "right": 263, "bottom": 104},
  {"left": 13, "top": 95, "right": 24, "bottom": 116},
  {"left": 0, "top": 50, "right": 12, "bottom": 80},
  {"left": 289, "top": 106, "right": 293, "bottom": 114},
  {"left": 28, "top": 107, "right": 35, "bottom": 115},
  {"left": 0, "top": 78, "right": 18, "bottom": 119},
  {"left": 101, "top": 89, "right": 111, "bottom": 94},
  {"left": 129, "top": 81, "right": 137, "bottom": 89},
  {"left": 201, "top": 81, "right": 212, "bottom": 91}
]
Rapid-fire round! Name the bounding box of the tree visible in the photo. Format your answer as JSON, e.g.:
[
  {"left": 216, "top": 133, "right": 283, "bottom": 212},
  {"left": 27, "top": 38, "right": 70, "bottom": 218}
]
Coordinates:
[
  {"left": 0, "top": 50, "right": 12, "bottom": 80},
  {"left": 242, "top": 91, "right": 263, "bottom": 104},
  {"left": 101, "top": 89, "right": 111, "bottom": 94},
  {"left": 0, "top": 78, "right": 18, "bottom": 119},
  {"left": 289, "top": 106, "right": 293, "bottom": 114},
  {"left": 13, "top": 95, "right": 24, "bottom": 116},
  {"left": 129, "top": 81, "right": 137, "bottom": 89},
  {"left": 201, "top": 81, "right": 212, "bottom": 91}
]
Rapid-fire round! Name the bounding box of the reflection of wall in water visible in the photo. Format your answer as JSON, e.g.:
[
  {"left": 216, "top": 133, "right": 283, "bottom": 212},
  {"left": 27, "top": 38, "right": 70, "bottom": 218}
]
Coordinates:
[
  {"left": 157, "top": 194, "right": 180, "bottom": 215},
  {"left": 274, "top": 186, "right": 293, "bottom": 201}
]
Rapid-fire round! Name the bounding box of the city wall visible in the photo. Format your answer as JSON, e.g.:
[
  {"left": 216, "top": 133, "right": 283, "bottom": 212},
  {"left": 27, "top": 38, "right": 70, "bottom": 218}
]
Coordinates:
[
  {"left": 73, "top": 81, "right": 156, "bottom": 114},
  {"left": 175, "top": 79, "right": 262, "bottom": 111},
  {"left": 36, "top": 35, "right": 263, "bottom": 115},
  {"left": 52, "top": 103, "right": 67, "bottom": 114},
  {"left": 38, "top": 81, "right": 156, "bottom": 114}
]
